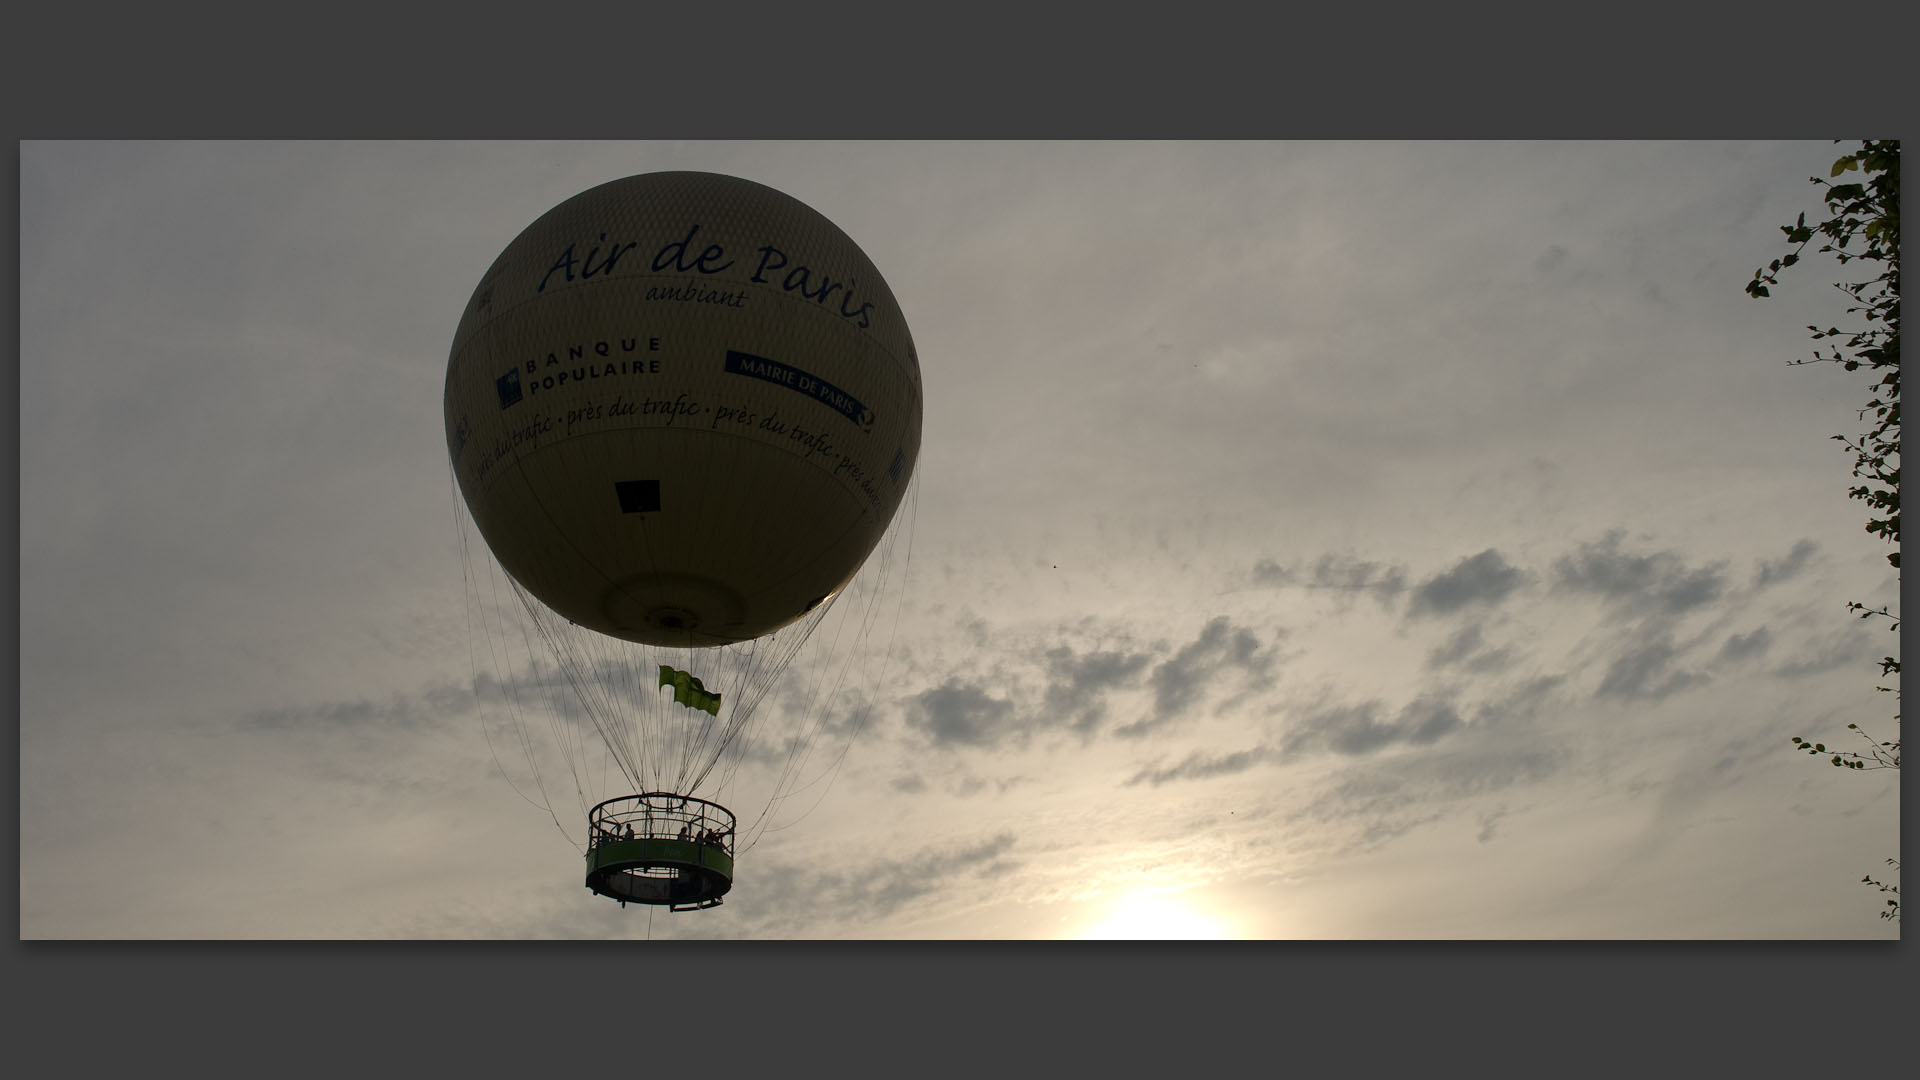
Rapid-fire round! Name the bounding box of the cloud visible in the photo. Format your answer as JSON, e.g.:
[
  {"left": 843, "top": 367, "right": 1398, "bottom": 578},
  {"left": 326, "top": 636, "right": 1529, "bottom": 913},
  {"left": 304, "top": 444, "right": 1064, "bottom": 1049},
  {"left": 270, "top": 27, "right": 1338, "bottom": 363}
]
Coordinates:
[
  {"left": 248, "top": 649, "right": 881, "bottom": 801},
  {"left": 1552, "top": 531, "right": 1729, "bottom": 618},
  {"left": 1124, "top": 745, "right": 1276, "bottom": 787},
  {"left": 1269, "top": 673, "right": 1568, "bottom": 791},
  {"left": 902, "top": 677, "right": 1017, "bottom": 747},
  {"left": 1593, "top": 634, "right": 1707, "bottom": 701},
  {"left": 1308, "top": 553, "right": 1408, "bottom": 601},
  {"left": 894, "top": 619, "right": 1163, "bottom": 747},
  {"left": 1406, "top": 549, "right": 1526, "bottom": 618},
  {"left": 1042, "top": 641, "right": 1155, "bottom": 735},
  {"left": 1476, "top": 805, "right": 1510, "bottom": 844},
  {"left": 1769, "top": 628, "right": 1877, "bottom": 679},
  {"left": 1116, "top": 616, "right": 1278, "bottom": 737},
  {"left": 1717, "top": 627, "right": 1772, "bottom": 664},
  {"left": 1282, "top": 694, "right": 1464, "bottom": 759},
  {"left": 1426, "top": 621, "right": 1519, "bottom": 672},
  {"left": 1289, "top": 703, "right": 1398, "bottom": 757},
  {"left": 1400, "top": 697, "right": 1466, "bottom": 744},
  {"left": 853, "top": 832, "right": 1018, "bottom": 919},
  {"left": 1243, "top": 552, "right": 1407, "bottom": 610},
  {"left": 1346, "top": 811, "right": 1448, "bottom": 852},
  {"left": 240, "top": 678, "right": 480, "bottom": 732},
  {"left": 867, "top": 826, "right": 1021, "bottom": 910},
  {"left": 1250, "top": 558, "right": 1295, "bottom": 587},
  {"left": 729, "top": 831, "right": 1020, "bottom": 935},
  {"left": 1485, "top": 648, "right": 1526, "bottom": 677},
  {"left": 1329, "top": 744, "right": 1564, "bottom": 814},
  {"left": 1471, "top": 674, "right": 1568, "bottom": 732},
  {"left": 1659, "top": 567, "right": 1729, "bottom": 613},
  {"left": 924, "top": 771, "right": 1031, "bottom": 799},
  {"left": 1754, "top": 539, "right": 1818, "bottom": 588},
  {"left": 1288, "top": 738, "right": 1564, "bottom": 858},
  {"left": 1186, "top": 674, "right": 1569, "bottom": 856},
  {"left": 1427, "top": 623, "right": 1488, "bottom": 668}
]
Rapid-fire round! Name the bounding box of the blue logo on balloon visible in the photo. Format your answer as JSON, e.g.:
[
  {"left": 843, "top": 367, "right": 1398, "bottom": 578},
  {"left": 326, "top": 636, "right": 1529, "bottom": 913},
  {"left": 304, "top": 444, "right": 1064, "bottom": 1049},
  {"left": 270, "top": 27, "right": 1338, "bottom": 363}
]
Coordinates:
[
  {"left": 724, "top": 349, "right": 866, "bottom": 425},
  {"left": 496, "top": 368, "right": 523, "bottom": 409}
]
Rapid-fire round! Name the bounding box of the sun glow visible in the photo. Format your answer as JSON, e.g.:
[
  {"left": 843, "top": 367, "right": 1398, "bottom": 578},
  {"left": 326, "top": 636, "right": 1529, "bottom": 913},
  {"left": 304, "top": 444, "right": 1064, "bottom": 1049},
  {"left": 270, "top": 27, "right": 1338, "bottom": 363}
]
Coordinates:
[{"left": 1077, "top": 892, "right": 1232, "bottom": 940}]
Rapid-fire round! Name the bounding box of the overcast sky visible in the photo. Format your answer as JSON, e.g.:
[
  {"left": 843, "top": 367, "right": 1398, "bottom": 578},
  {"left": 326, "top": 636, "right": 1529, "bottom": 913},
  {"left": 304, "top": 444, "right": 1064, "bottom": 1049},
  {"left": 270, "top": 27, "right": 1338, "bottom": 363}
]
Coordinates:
[{"left": 18, "top": 140, "right": 1900, "bottom": 939}]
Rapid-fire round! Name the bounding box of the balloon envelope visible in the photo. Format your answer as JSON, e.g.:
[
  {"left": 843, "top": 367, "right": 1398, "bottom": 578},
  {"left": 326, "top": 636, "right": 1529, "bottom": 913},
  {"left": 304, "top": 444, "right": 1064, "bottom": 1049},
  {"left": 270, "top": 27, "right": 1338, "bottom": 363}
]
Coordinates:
[{"left": 445, "top": 171, "right": 922, "bottom": 647}]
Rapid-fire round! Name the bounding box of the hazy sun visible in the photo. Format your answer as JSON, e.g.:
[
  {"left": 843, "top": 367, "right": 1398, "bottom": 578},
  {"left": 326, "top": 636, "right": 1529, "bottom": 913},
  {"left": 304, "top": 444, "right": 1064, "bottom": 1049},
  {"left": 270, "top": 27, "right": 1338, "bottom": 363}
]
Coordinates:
[{"left": 1077, "top": 892, "right": 1231, "bottom": 940}]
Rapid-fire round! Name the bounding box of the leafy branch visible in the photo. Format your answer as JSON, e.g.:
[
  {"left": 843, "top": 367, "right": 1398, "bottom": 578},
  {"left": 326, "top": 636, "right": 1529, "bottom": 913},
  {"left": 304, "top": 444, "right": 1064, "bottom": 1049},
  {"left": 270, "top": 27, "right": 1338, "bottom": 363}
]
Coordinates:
[
  {"left": 1750, "top": 140, "right": 1900, "bottom": 923},
  {"left": 1790, "top": 722, "right": 1901, "bottom": 770},
  {"left": 1748, "top": 141, "right": 1901, "bottom": 574},
  {"left": 1862, "top": 859, "right": 1899, "bottom": 921}
]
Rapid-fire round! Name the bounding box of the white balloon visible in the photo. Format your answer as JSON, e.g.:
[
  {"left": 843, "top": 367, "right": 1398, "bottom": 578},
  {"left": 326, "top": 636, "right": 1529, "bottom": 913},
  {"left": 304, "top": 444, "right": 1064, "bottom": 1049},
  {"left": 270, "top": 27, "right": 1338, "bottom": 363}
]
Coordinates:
[{"left": 446, "top": 172, "right": 922, "bottom": 646}]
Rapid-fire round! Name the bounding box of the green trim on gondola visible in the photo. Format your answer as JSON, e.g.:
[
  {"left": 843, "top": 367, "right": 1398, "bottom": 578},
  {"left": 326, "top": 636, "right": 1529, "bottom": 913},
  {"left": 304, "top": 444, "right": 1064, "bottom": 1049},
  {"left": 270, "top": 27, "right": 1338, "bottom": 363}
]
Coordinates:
[{"left": 586, "top": 837, "right": 734, "bottom": 880}]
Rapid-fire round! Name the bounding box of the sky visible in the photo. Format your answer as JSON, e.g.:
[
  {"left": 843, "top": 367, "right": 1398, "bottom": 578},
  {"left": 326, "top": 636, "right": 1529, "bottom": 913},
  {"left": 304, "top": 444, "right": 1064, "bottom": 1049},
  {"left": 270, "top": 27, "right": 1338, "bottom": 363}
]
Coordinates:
[{"left": 17, "top": 140, "right": 1901, "bottom": 940}]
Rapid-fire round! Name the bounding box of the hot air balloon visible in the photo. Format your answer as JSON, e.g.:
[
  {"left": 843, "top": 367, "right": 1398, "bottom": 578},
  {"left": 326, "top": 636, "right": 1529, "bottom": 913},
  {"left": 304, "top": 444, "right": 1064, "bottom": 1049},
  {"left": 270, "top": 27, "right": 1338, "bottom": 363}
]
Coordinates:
[{"left": 445, "top": 172, "right": 921, "bottom": 910}]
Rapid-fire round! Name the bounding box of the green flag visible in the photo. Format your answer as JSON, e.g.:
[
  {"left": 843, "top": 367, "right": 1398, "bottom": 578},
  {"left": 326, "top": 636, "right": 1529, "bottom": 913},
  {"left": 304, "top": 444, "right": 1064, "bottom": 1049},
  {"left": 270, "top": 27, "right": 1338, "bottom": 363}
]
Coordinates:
[{"left": 658, "top": 665, "right": 721, "bottom": 716}]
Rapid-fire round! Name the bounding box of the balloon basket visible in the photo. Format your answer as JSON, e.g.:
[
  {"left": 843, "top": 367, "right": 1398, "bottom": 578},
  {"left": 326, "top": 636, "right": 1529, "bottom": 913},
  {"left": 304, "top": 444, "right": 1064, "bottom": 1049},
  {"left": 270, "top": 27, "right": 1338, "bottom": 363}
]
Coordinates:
[{"left": 584, "top": 793, "right": 736, "bottom": 911}]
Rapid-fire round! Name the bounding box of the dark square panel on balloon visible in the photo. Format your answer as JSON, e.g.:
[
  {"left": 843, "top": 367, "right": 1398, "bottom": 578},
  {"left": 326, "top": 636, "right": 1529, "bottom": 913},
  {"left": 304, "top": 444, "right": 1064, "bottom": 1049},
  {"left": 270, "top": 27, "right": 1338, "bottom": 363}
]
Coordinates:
[
  {"left": 615, "top": 479, "right": 661, "bottom": 514},
  {"left": 495, "top": 368, "right": 523, "bottom": 409}
]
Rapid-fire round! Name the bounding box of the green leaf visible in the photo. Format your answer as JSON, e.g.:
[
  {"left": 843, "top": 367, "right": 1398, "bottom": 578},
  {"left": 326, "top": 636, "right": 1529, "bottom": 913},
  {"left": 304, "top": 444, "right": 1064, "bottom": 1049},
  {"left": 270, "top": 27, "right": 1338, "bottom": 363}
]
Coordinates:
[{"left": 1831, "top": 156, "right": 1859, "bottom": 177}]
